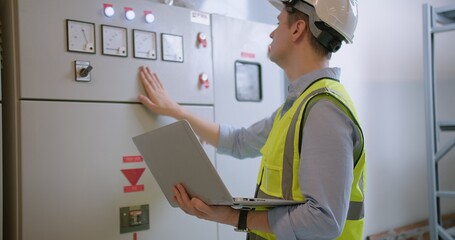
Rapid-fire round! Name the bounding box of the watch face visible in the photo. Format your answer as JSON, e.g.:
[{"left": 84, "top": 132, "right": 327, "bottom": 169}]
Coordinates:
[
  {"left": 66, "top": 19, "right": 96, "bottom": 54},
  {"left": 101, "top": 25, "right": 128, "bottom": 57},
  {"left": 133, "top": 29, "right": 157, "bottom": 60}
]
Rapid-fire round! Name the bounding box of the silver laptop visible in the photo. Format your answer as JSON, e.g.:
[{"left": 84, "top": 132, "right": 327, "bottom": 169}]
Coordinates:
[{"left": 132, "top": 120, "right": 304, "bottom": 209}]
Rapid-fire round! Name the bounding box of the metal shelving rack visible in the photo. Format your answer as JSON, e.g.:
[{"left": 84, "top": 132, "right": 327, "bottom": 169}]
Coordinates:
[{"left": 423, "top": 3, "right": 455, "bottom": 240}]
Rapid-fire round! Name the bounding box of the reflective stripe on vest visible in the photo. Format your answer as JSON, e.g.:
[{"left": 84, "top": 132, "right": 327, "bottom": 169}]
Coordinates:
[{"left": 249, "top": 79, "right": 366, "bottom": 240}]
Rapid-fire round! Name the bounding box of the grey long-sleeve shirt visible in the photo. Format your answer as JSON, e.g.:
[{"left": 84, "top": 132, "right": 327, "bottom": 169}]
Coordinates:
[{"left": 217, "top": 68, "right": 362, "bottom": 240}]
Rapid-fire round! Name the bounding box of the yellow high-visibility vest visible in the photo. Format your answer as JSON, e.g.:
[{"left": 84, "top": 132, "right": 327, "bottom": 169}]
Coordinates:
[{"left": 249, "top": 78, "right": 366, "bottom": 240}]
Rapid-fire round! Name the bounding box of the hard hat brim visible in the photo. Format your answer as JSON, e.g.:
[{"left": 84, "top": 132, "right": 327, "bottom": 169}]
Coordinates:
[{"left": 268, "top": 0, "right": 284, "bottom": 11}]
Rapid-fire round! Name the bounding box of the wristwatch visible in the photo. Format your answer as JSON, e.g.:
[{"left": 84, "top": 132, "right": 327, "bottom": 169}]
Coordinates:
[{"left": 234, "top": 209, "right": 250, "bottom": 232}]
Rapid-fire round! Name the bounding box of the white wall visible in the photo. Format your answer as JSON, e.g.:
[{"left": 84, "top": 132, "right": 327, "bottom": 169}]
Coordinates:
[{"left": 153, "top": 0, "right": 455, "bottom": 238}]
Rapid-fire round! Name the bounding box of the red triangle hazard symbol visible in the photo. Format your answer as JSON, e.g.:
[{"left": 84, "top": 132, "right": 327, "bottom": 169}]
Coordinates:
[{"left": 121, "top": 168, "right": 145, "bottom": 186}]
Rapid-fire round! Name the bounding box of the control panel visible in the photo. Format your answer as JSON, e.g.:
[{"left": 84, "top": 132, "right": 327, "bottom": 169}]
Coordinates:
[
  {"left": 3, "top": 1, "right": 284, "bottom": 240},
  {"left": 18, "top": 0, "right": 214, "bottom": 105}
]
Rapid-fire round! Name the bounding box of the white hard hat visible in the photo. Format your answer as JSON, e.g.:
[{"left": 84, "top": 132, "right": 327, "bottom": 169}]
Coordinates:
[{"left": 269, "top": 0, "right": 358, "bottom": 52}]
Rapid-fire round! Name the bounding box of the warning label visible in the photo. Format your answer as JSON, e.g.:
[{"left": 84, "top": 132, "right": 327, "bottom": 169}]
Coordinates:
[{"left": 121, "top": 168, "right": 146, "bottom": 193}]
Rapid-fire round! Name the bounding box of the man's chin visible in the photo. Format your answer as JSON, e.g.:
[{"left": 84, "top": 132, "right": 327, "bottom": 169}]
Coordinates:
[{"left": 268, "top": 53, "right": 277, "bottom": 64}]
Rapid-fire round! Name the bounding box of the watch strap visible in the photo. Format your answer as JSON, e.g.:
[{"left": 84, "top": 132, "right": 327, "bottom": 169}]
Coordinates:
[{"left": 235, "top": 209, "right": 249, "bottom": 232}]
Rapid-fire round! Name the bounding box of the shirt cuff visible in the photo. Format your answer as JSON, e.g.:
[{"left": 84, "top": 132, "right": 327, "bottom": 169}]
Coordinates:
[
  {"left": 216, "top": 124, "right": 234, "bottom": 154},
  {"left": 269, "top": 207, "right": 296, "bottom": 240}
]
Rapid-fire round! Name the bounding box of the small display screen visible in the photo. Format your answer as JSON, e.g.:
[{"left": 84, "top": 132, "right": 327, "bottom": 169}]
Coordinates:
[{"left": 235, "top": 61, "right": 262, "bottom": 102}]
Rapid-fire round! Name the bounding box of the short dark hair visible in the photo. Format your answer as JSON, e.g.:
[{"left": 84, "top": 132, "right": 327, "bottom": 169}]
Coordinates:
[{"left": 286, "top": 7, "right": 331, "bottom": 59}]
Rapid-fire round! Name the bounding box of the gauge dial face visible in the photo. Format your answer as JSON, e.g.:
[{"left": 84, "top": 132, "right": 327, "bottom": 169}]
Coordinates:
[
  {"left": 133, "top": 30, "right": 157, "bottom": 60},
  {"left": 161, "top": 33, "right": 184, "bottom": 62},
  {"left": 101, "top": 25, "right": 128, "bottom": 57},
  {"left": 67, "top": 20, "right": 95, "bottom": 54}
]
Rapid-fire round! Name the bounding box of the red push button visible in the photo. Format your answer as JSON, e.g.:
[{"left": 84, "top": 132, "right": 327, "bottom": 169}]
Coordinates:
[
  {"left": 197, "top": 32, "right": 207, "bottom": 48},
  {"left": 199, "top": 73, "right": 209, "bottom": 88}
]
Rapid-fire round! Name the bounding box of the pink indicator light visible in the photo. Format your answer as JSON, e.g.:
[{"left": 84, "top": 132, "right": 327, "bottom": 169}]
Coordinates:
[
  {"left": 103, "top": 3, "right": 115, "bottom": 17},
  {"left": 144, "top": 11, "right": 155, "bottom": 23},
  {"left": 125, "top": 7, "right": 135, "bottom": 20}
]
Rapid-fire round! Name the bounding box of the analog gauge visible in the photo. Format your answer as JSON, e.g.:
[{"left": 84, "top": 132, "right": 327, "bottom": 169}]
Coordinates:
[
  {"left": 101, "top": 25, "right": 128, "bottom": 57},
  {"left": 133, "top": 29, "right": 157, "bottom": 60},
  {"left": 161, "top": 33, "right": 184, "bottom": 62},
  {"left": 66, "top": 19, "right": 95, "bottom": 54}
]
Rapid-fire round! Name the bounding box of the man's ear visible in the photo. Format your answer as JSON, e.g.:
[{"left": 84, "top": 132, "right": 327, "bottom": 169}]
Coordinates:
[{"left": 291, "top": 20, "right": 307, "bottom": 42}]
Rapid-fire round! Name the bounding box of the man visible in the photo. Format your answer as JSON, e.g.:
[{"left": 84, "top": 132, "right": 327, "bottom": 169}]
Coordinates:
[{"left": 137, "top": 0, "right": 365, "bottom": 239}]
